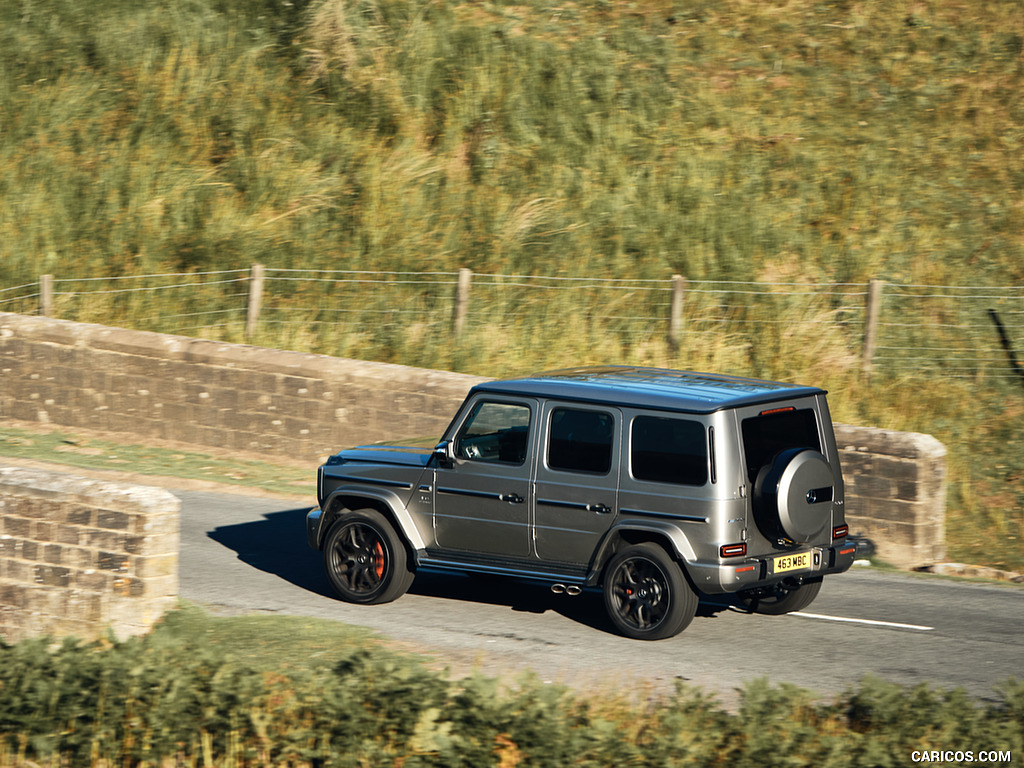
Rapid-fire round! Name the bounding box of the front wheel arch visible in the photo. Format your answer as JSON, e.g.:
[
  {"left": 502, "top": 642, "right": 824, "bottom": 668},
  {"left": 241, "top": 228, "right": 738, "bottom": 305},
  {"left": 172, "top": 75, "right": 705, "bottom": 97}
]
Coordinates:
[{"left": 322, "top": 494, "right": 415, "bottom": 559}]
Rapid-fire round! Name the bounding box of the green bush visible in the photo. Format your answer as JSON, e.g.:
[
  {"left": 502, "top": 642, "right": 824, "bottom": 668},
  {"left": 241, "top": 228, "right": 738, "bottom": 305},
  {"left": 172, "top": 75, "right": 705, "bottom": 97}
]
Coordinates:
[{"left": 0, "top": 608, "right": 1021, "bottom": 767}]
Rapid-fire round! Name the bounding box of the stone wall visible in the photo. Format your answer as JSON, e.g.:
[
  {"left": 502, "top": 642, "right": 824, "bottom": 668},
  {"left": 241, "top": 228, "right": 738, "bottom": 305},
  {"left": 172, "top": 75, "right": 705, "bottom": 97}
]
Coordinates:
[
  {"left": 0, "top": 312, "right": 946, "bottom": 569},
  {"left": 0, "top": 312, "right": 484, "bottom": 462},
  {"left": 835, "top": 425, "right": 947, "bottom": 569},
  {"left": 0, "top": 466, "right": 179, "bottom": 643}
]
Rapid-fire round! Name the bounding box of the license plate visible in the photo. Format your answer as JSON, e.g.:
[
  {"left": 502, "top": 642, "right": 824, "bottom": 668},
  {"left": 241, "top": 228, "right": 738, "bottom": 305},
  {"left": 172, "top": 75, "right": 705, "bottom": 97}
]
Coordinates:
[{"left": 774, "top": 552, "right": 812, "bottom": 574}]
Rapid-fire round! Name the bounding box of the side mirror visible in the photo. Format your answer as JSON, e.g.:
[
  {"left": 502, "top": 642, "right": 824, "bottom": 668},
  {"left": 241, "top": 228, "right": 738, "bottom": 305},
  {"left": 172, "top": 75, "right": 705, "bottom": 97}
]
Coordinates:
[{"left": 433, "top": 440, "right": 455, "bottom": 468}]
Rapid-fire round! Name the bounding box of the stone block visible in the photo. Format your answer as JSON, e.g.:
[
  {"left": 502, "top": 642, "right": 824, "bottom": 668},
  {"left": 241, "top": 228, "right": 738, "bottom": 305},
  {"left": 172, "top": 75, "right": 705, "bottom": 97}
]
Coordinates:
[
  {"left": 64, "top": 545, "right": 97, "bottom": 569},
  {"left": 85, "top": 529, "right": 126, "bottom": 552},
  {"left": 33, "top": 520, "right": 54, "bottom": 541},
  {"left": 96, "top": 510, "right": 132, "bottom": 531},
  {"left": 66, "top": 592, "right": 103, "bottom": 623},
  {"left": 43, "top": 543, "right": 62, "bottom": 564},
  {"left": 4, "top": 559, "right": 31, "bottom": 582},
  {"left": 12, "top": 497, "right": 51, "bottom": 519},
  {"left": 133, "top": 553, "right": 178, "bottom": 580},
  {"left": 65, "top": 506, "right": 94, "bottom": 526},
  {"left": 89, "top": 326, "right": 172, "bottom": 360},
  {"left": 56, "top": 523, "right": 82, "bottom": 546},
  {"left": 33, "top": 564, "right": 71, "bottom": 587},
  {"left": 153, "top": 375, "right": 190, "bottom": 404},
  {"left": 97, "top": 551, "right": 131, "bottom": 573},
  {"left": 76, "top": 569, "right": 109, "bottom": 591},
  {"left": 141, "top": 574, "right": 178, "bottom": 600},
  {"left": 4, "top": 516, "right": 30, "bottom": 538},
  {"left": 0, "top": 583, "right": 27, "bottom": 609},
  {"left": 112, "top": 576, "right": 146, "bottom": 598},
  {"left": 20, "top": 539, "right": 39, "bottom": 561}
]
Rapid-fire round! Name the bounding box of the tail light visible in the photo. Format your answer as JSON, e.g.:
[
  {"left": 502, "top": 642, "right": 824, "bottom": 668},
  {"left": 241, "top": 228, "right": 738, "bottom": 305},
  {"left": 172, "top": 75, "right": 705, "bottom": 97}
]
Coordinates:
[
  {"left": 720, "top": 543, "right": 747, "bottom": 558},
  {"left": 833, "top": 524, "right": 849, "bottom": 540}
]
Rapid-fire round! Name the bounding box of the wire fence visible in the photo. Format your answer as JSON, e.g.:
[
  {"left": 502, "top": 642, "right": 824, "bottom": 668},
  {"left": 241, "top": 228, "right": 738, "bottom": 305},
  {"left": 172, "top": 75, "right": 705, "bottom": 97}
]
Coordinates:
[{"left": 2, "top": 268, "right": 1022, "bottom": 383}]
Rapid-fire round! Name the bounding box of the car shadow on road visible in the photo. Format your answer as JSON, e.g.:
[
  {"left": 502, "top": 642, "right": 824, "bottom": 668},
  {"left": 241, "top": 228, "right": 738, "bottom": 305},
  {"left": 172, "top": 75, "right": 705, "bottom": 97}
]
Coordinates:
[
  {"left": 410, "top": 570, "right": 617, "bottom": 632},
  {"left": 206, "top": 507, "right": 335, "bottom": 598},
  {"left": 207, "top": 508, "right": 744, "bottom": 635},
  {"left": 408, "top": 569, "right": 741, "bottom": 635}
]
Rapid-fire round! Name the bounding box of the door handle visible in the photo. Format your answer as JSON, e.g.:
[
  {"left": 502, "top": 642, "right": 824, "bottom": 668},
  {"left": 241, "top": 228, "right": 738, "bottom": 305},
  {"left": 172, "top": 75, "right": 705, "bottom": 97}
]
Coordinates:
[
  {"left": 586, "top": 503, "right": 613, "bottom": 514},
  {"left": 499, "top": 493, "right": 525, "bottom": 504}
]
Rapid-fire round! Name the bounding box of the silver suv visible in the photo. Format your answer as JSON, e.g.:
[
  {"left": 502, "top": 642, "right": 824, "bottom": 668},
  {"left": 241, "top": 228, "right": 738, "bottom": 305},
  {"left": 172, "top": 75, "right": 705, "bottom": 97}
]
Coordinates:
[{"left": 307, "top": 367, "right": 856, "bottom": 639}]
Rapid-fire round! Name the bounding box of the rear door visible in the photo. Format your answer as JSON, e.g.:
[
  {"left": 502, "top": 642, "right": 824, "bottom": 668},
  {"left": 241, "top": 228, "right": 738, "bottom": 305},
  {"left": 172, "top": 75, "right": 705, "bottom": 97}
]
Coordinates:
[{"left": 533, "top": 402, "right": 621, "bottom": 566}]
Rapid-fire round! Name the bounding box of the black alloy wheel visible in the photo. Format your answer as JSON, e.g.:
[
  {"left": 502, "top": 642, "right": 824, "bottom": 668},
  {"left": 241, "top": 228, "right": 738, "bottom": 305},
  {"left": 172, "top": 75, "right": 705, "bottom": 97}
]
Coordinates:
[
  {"left": 324, "top": 509, "right": 413, "bottom": 605},
  {"left": 602, "top": 543, "right": 698, "bottom": 640}
]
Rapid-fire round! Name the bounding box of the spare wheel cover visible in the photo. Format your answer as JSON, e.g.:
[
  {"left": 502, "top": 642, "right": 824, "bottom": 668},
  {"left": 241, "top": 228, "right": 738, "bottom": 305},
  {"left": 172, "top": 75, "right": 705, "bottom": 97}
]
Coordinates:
[{"left": 776, "top": 450, "right": 833, "bottom": 542}]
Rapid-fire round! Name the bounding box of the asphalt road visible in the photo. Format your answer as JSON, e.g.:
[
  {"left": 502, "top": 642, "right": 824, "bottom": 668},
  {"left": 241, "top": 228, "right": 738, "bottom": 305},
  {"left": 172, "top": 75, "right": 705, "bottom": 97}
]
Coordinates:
[{"left": 176, "top": 488, "right": 1023, "bottom": 703}]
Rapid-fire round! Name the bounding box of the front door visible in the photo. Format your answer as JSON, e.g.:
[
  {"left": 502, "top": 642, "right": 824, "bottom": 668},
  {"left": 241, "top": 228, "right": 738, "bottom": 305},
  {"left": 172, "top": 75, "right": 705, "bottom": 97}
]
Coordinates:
[
  {"left": 533, "top": 402, "right": 621, "bottom": 565},
  {"left": 433, "top": 397, "right": 535, "bottom": 557}
]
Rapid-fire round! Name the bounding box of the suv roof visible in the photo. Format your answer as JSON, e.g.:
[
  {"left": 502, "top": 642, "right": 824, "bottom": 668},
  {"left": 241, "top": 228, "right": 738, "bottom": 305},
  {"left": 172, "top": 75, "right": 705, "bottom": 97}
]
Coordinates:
[{"left": 472, "top": 366, "right": 825, "bottom": 415}]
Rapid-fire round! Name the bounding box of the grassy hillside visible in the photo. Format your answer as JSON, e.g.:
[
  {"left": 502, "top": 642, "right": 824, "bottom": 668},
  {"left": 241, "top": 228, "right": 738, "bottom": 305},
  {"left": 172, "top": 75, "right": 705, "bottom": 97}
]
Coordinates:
[
  {"left": 2, "top": 0, "right": 1021, "bottom": 283},
  {"left": 0, "top": 0, "right": 1022, "bottom": 567}
]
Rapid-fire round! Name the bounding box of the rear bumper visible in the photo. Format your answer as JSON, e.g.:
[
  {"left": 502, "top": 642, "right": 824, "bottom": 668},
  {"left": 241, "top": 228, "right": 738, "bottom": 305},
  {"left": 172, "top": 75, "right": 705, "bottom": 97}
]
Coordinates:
[{"left": 687, "top": 540, "right": 859, "bottom": 595}]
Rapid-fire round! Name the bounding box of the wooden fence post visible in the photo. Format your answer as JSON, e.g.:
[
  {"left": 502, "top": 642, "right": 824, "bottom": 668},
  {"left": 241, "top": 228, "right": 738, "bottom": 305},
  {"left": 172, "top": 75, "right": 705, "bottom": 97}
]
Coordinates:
[
  {"left": 862, "top": 278, "right": 884, "bottom": 377},
  {"left": 39, "top": 274, "right": 54, "bottom": 317},
  {"left": 454, "top": 268, "right": 472, "bottom": 338},
  {"left": 246, "top": 263, "right": 265, "bottom": 342},
  {"left": 668, "top": 274, "right": 686, "bottom": 353}
]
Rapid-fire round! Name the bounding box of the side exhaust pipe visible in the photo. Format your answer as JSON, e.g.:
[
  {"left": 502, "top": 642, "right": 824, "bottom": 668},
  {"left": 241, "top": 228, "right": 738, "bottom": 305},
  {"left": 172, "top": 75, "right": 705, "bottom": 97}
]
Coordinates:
[{"left": 551, "top": 584, "right": 583, "bottom": 596}]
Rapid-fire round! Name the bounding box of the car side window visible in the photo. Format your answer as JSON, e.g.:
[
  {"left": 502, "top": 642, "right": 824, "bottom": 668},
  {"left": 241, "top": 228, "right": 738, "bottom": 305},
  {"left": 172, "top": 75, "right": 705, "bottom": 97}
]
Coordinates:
[
  {"left": 547, "top": 407, "right": 614, "bottom": 474},
  {"left": 630, "top": 415, "right": 708, "bottom": 486},
  {"left": 455, "top": 401, "right": 531, "bottom": 464}
]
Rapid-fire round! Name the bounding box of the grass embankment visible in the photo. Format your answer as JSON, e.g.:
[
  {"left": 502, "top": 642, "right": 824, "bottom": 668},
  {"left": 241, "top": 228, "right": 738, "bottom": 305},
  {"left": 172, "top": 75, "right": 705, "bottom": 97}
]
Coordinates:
[
  {"left": 0, "top": 0, "right": 1021, "bottom": 568},
  {"left": 0, "top": 605, "right": 1021, "bottom": 767},
  {"left": 0, "top": 423, "right": 312, "bottom": 498}
]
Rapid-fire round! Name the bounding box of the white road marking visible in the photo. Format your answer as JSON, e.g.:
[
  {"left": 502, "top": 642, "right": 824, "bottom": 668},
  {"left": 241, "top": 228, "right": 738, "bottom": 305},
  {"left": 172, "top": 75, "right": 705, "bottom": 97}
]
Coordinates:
[{"left": 793, "top": 611, "right": 934, "bottom": 631}]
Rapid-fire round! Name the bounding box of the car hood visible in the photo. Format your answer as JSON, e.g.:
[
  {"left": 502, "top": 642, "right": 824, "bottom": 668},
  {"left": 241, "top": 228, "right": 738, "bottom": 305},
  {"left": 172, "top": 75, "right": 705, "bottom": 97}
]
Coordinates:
[{"left": 336, "top": 442, "right": 435, "bottom": 468}]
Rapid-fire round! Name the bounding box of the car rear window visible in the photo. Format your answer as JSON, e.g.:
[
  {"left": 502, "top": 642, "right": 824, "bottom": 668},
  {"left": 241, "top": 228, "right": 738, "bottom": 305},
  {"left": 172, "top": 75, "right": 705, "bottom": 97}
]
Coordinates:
[
  {"left": 741, "top": 407, "right": 821, "bottom": 481},
  {"left": 630, "top": 415, "right": 708, "bottom": 486}
]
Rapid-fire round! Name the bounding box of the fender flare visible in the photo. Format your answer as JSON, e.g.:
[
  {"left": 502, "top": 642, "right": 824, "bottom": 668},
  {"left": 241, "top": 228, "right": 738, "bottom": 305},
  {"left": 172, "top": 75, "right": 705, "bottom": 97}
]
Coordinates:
[
  {"left": 587, "top": 520, "right": 700, "bottom": 583},
  {"left": 318, "top": 486, "right": 426, "bottom": 551}
]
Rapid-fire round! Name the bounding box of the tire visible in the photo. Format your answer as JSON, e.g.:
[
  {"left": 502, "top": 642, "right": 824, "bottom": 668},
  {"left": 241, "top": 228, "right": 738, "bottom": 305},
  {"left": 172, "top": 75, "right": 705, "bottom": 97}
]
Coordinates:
[
  {"left": 740, "top": 578, "right": 822, "bottom": 616},
  {"left": 323, "top": 509, "right": 414, "bottom": 605},
  {"left": 602, "top": 543, "right": 698, "bottom": 640},
  {"left": 753, "top": 449, "right": 834, "bottom": 543}
]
